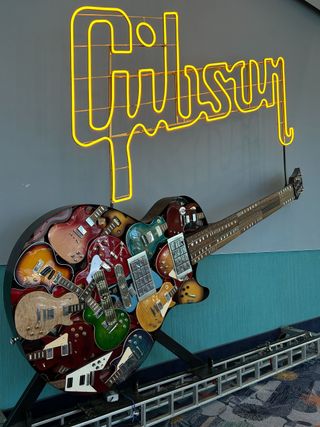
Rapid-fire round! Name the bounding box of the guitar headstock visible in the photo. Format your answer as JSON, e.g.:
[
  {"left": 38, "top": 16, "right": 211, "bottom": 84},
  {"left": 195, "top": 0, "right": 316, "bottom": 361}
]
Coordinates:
[{"left": 288, "top": 168, "right": 303, "bottom": 200}]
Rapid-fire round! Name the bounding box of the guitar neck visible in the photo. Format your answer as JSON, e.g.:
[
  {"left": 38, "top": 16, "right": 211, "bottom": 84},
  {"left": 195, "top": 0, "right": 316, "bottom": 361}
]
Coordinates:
[
  {"left": 87, "top": 205, "right": 107, "bottom": 226},
  {"left": 56, "top": 276, "right": 83, "bottom": 298},
  {"left": 106, "top": 354, "right": 136, "bottom": 387},
  {"left": 94, "top": 271, "right": 117, "bottom": 324},
  {"left": 186, "top": 183, "right": 296, "bottom": 264},
  {"left": 56, "top": 276, "right": 102, "bottom": 317},
  {"left": 101, "top": 216, "right": 122, "bottom": 236}
]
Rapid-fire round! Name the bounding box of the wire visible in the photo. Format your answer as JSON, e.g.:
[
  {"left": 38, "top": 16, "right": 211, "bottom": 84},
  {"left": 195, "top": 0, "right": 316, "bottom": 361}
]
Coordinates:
[{"left": 283, "top": 146, "right": 287, "bottom": 186}]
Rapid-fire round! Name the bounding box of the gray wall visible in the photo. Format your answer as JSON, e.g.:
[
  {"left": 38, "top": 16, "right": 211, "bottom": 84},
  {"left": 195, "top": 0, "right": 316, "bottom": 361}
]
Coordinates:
[{"left": 0, "top": 0, "right": 319, "bottom": 264}]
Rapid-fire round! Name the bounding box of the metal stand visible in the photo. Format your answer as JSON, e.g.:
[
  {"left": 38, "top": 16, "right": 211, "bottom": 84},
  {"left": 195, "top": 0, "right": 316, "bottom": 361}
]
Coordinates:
[
  {"left": 3, "top": 373, "right": 47, "bottom": 427},
  {"left": 153, "top": 330, "right": 203, "bottom": 368}
]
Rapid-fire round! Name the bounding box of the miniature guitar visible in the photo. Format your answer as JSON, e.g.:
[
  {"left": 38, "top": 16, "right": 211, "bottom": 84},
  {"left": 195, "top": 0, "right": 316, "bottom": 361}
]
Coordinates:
[
  {"left": 74, "top": 235, "right": 162, "bottom": 313},
  {"left": 25, "top": 207, "right": 73, "bottom": 247},
  {"left": 48, "top": 205, "right": 126, "bottom": 264},
  {"left": 126, "top": 216, "right": 168, "bottom": 259},
  {"left": 101, "top": 208, "right": 135, "bottom": 237},
  {"left": 165, "top": 199, "right": 205, "bottom": 237},
  {"left": 135, "top": 282, "right": 177, "bottom": 332},
  {"left": 14, "top": 243, "right": 74, "bottom": 295},
  {"left": 27, "top": 317, "right": 100, "bottom": 373},
  {"left": 74, "top": 235, "right": 131, "bottom": 289},
  {"left": 14, "top": 291, "right": 80, "bottom": 340},
  {"left": 64, "top": 329, "right": 153, "bottom": 393},
  {"left": 83, "top": 271, "right": 130, "bottom": 351}
]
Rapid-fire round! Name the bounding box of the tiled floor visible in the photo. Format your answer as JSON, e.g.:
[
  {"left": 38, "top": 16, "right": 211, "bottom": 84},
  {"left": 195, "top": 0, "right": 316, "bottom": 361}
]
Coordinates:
[{"left": 159, "top": 358, "right": 320, "bottom": 426}]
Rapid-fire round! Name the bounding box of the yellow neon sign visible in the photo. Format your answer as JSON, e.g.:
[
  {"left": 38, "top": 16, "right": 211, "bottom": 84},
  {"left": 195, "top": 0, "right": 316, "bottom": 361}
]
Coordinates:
[{"left": 70, "top": 7, "right": 295, "bottom": 203}]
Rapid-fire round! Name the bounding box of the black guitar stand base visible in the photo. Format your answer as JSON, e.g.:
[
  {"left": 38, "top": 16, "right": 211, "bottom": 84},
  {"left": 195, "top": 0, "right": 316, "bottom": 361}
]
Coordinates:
[{"left": 153, "top": 329, "right": 203, "bottom": 368}]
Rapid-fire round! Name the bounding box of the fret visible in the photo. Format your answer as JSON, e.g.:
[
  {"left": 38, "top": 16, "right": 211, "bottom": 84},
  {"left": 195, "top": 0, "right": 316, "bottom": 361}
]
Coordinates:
[
  {"left": 80, "top": 278, "right": 96, "bottom": 300},
  {"left": 106, "top": 354, "right": 136, "bottom": 386},
  {"left": 65, "top": 303, "right": 85, "bottom": 314},
  {"left": 186, "top": 183, "right": 297, "bottom": 264},
  {"left": 160, "top": 222, "right": 168, "bottom": 233},
  {"left": 55, "top": 276, "right": 82, "bottom": 297}
]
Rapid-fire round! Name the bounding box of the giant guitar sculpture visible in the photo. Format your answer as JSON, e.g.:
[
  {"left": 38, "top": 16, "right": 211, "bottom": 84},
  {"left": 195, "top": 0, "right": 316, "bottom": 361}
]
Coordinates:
[{"left": 4, "top": 168, "right": 303, "bottom": 393}]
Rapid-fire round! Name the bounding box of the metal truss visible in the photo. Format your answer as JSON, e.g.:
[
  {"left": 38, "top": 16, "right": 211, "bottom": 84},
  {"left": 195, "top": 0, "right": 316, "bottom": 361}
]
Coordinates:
[{"left": 5, "top": 327, "right": 320, "bottom": 427}]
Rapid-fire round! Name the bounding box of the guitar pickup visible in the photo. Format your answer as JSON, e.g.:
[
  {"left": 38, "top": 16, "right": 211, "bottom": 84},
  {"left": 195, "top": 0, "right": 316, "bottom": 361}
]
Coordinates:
[{"left": 33, "top": 260, "right": 44, "bottom": 273}]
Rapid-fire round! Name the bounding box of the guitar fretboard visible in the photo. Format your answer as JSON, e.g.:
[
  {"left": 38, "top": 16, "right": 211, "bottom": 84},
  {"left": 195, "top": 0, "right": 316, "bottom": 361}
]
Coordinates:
[
  {"left": 93, "top": 271, "right": 117, "bottom": 325},
  {"left": 102, "top": 216, "right": 121, "bottom": 236},
  {"left": 107, "top": 354, "right": 137, "bottom": 386},
  {"left": 86, "top": 205, "right": 108, "bottom": 226},
  {"left": 55, "top": 275, "right": 102, "bottom": 317},
  {"left": 114, "top": 264, "right": 131, "bottom": 309},
  {"left": 186, "top": 183, "right": 296, "bottom": 264}
]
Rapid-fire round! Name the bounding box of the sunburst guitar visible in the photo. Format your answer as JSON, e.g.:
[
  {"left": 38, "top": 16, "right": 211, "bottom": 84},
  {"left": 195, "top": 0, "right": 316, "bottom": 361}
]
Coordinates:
[
  {"left": 135, "top": 282, "right": 177, "bottom": 332},
  {"left": 14, "top": 243, "right": 74, "bottom": 295}
]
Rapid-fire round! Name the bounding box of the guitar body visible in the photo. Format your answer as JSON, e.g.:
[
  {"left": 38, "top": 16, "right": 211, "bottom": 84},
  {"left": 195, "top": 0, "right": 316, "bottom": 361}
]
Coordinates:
[
  {"left": 165, "top": 199, "right": 206, "bottom": 237},
  {"left": 74, "top": 235, "right": 131, "bottom": 286},
  {"left": 11, "top": 286, "right": 42, "bottom": 306},
  {"left": 14, "top": 291, "right": 79, "bottom": 340},
  {"left": 25, "top": 208, "right": 73, "bottom": 248},
  {"left": 6, "top": 170, "right": 303, "bottom": 393},
  {"left": 15, "top": 243, "right": 74, "bottom": 292},
  {"left": 126, "top": 216, "right": 167, "bottom": 259},
  {"left": 29, "top": 317, "right": 100, "bottom": 373},
  {"left": 48, "top": 206, "right": 103, "bottom": 264},
  {"left": 83, "top": 307, "right": 130, "bottom": 351},
  {"left": 135, "top": 282, "right": 176, "bottom": 332},
  {"left": 64, "top": 329, "right": 153, "bottom": 393}
]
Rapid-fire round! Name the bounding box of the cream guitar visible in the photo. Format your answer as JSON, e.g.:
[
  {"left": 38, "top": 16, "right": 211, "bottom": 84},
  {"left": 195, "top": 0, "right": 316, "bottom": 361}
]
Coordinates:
[{"left": 14, "top": 291, "right": 80, "bottom": 340}]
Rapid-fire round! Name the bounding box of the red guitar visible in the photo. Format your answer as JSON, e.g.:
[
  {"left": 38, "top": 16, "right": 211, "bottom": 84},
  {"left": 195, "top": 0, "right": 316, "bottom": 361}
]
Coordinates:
[
  {"left": 48, "top": 206, "right": 135, "bottom": 264},
  {"left": 48, "top": 205, "right": 107, "bottom": 264},
  {"left": 27, "top": 316, "right": 101, "bottom": 374},
  {"left": 165, "top": 198, "right": 206, "bottom": 237},
  {"left": 74, "top": 235, "right": 134, "bottom": 311}
]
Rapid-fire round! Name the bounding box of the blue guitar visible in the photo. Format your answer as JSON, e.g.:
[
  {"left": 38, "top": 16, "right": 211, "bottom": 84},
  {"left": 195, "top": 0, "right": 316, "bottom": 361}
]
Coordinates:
[{"left": 126, "top": 216, "right": 168, "bottom": 259}]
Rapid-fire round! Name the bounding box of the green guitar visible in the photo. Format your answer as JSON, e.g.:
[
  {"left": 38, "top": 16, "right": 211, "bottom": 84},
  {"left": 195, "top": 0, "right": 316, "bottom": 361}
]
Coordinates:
[
  {"left": 83, "top": 271, "right": 130, "bottom": 351},
  {"left": 126, "top": 216, "right": 168, "bottom": 259}
]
